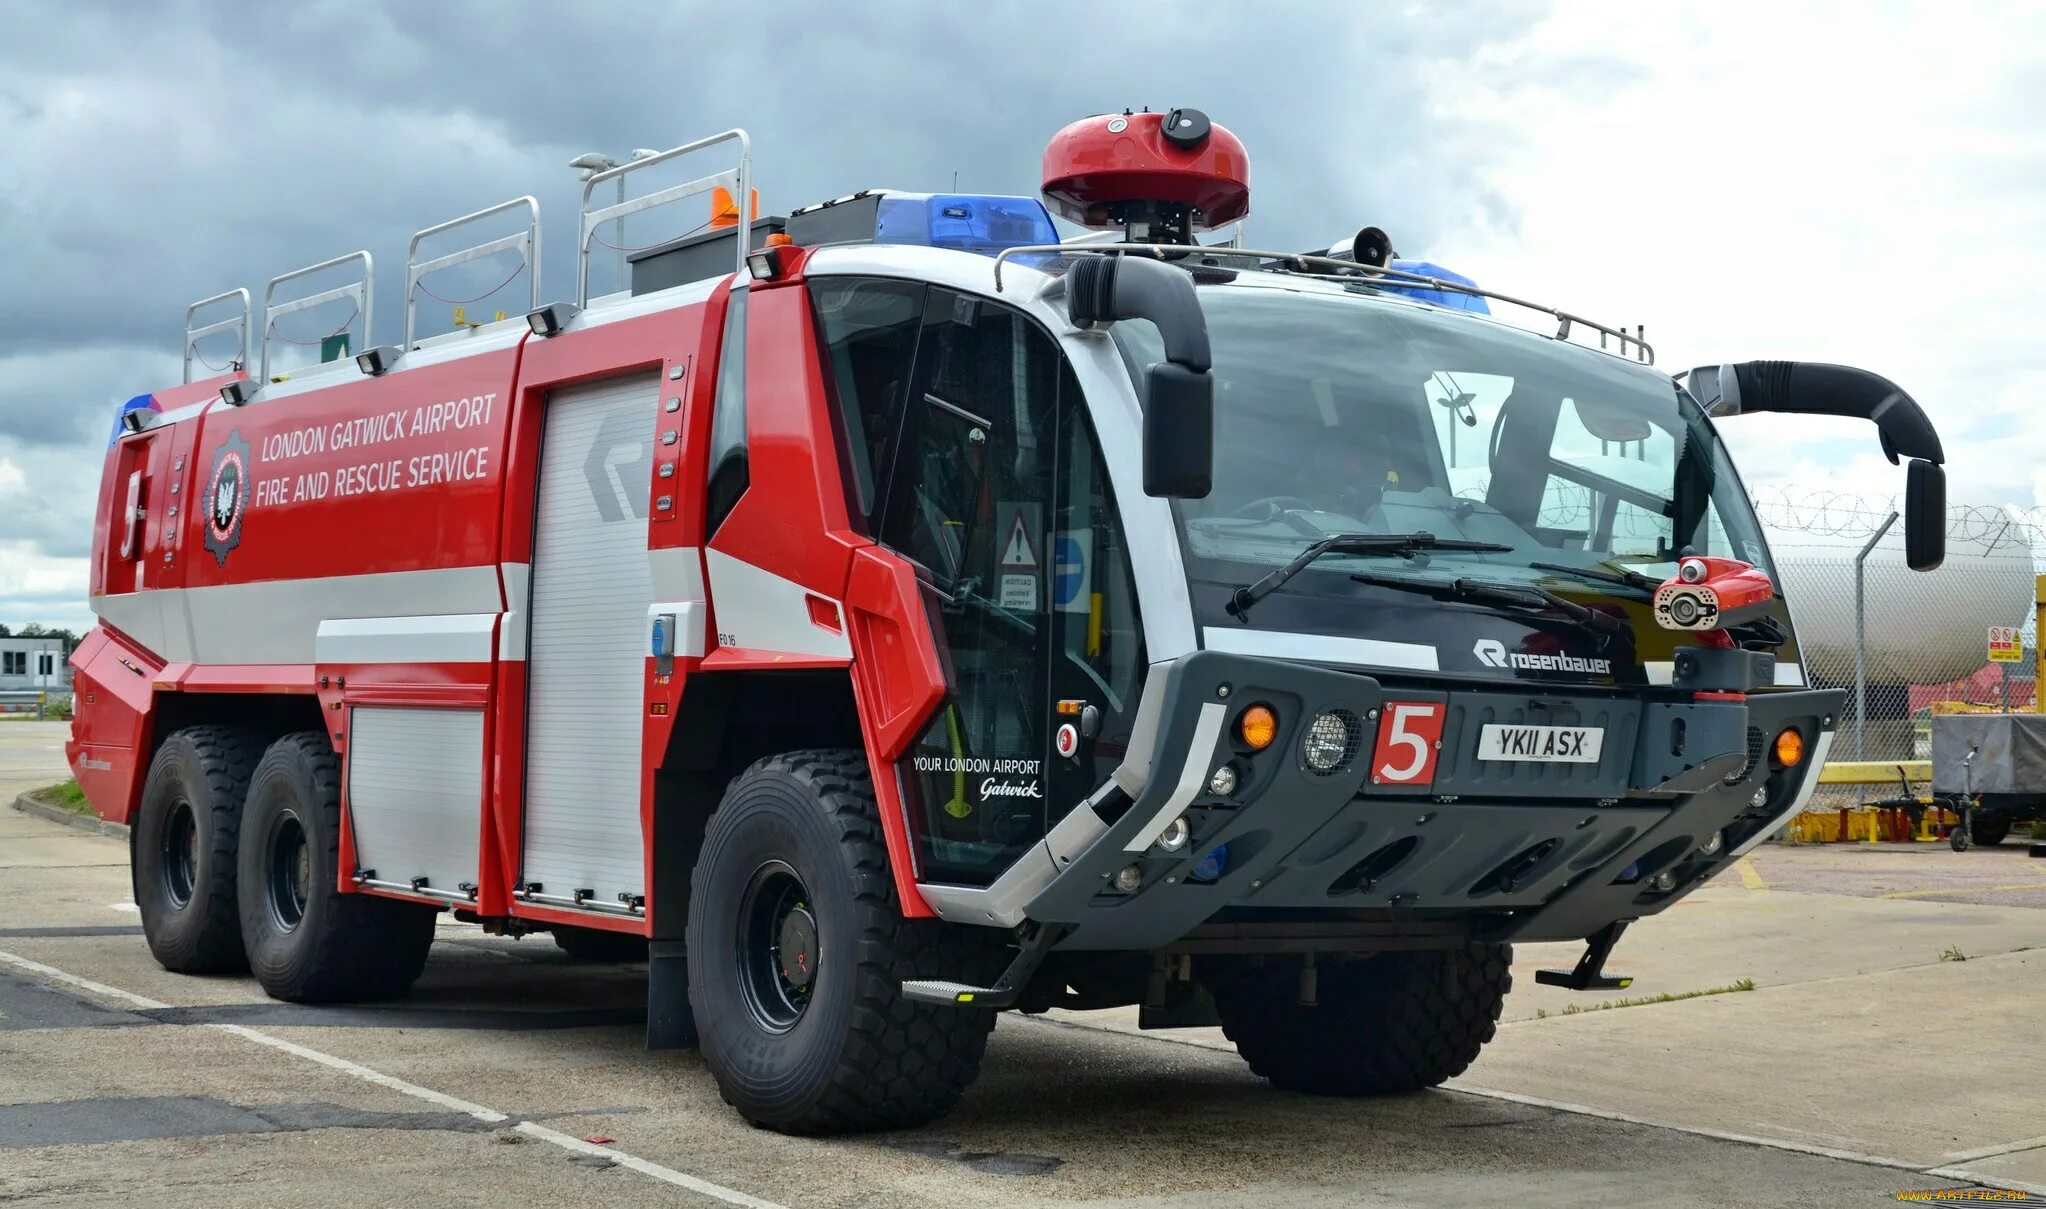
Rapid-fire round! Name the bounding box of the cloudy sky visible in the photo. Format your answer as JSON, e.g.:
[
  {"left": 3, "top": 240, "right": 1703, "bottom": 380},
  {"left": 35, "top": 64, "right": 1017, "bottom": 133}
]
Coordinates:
[{"left": 3, "top": 1, "right": 2042, "bottom": 634}]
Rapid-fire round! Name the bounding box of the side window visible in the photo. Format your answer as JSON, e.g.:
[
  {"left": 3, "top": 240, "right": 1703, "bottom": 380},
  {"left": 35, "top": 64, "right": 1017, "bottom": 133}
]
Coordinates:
[
  {"left": 810, "top": 278, "right": 926, "bottom": 527},
  {"left": 704, "top": 288, "right": 748, "bottom": 534},
  {"left": 887, "top": 292, "right": 1060, "bottom": 886}
]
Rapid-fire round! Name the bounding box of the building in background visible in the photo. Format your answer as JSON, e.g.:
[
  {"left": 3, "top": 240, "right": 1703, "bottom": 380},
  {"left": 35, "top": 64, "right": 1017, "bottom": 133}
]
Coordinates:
[{"left": 0, "top": 635, "right": 71, "bottom": 707}]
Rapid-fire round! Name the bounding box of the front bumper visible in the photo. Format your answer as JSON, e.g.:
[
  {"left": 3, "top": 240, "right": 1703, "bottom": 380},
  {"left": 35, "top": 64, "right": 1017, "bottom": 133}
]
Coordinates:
[{"left": 922, "top": 651, "right": 1839, "bottom": 950}]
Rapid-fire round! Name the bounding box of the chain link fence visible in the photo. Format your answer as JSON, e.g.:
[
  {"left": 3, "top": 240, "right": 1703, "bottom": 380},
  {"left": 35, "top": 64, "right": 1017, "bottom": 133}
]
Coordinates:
[{"left": 1753, "top": 488, "right": 2045, "bottom": 810}]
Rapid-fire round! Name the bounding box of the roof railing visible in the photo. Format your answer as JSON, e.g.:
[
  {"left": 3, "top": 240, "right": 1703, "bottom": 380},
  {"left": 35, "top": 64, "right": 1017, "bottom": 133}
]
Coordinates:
[
  {"left": 260, "top": 250, "right": 373, "bottom": 384},
  {"left": 576, "top": 128, "right": 752, "bottom": 305},
  {"left": 182, "top": 289, "right": 250, "bottom": 383},
  {"left": 991, "top": 242, "right": 1655, "bottom": 365},
  {"left": 404, "top": 196, "right": 541, "bottom": 349}
]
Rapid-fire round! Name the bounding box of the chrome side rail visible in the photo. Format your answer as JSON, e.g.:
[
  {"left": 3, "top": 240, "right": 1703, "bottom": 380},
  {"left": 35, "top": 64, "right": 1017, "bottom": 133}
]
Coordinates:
[
  {"left": 993, "top": 242, "right": 1656, "bottom": 365},
  {"left": 575, "top": 128, "right": 753, "bottom": 305},
  {"left": 260, "top": 250, "right": 374, "bottom": 384},
  {"left": 182, "top": 289, "right": 250, "bottom": 383},
  {"left": 404, "top": 196, "right": 541, "bottom": 349}
]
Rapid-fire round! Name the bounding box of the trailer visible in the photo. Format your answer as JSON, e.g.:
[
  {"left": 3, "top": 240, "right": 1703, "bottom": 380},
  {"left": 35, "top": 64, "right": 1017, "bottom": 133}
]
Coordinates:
[
  {"left": 1932, "top": 712, "right": 2046, "bottom": 849},
  {"left": 71, "top": 109, "right": 1951, "bottom": 1133}
]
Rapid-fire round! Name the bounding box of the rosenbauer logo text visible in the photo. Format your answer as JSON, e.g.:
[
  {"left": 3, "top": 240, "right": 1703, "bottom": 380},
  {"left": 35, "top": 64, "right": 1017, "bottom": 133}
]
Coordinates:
[
  {"left": 1473, "top": 638, "right": 1611, "bottom": 676},
  {"left": 244, "top": 393, "right": 498, "bottom": 508}
]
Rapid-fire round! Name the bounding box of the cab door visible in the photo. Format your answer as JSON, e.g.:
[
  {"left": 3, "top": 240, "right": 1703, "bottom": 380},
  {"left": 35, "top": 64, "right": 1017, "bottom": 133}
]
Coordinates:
[{"left": 813, "top": 280, "right": 1142, "bottom": 888}]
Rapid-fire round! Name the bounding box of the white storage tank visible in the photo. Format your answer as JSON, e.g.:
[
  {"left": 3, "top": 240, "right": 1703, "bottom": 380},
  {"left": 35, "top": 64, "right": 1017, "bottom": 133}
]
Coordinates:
[{"left": 1754, "top": 495, "right": 2036, "bottom": 686}]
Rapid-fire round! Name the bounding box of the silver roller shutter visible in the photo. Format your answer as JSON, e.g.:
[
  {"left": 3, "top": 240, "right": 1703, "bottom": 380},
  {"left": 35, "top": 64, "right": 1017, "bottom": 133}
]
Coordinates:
[{"left": 521, "top": 372, "right": 659, "bottom": 907}]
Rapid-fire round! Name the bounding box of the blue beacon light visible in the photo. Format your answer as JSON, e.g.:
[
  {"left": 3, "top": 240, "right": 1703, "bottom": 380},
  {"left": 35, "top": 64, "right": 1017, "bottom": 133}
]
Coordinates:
[{"left": 872, "top": 193, "right": 1057, "bottom": 256}]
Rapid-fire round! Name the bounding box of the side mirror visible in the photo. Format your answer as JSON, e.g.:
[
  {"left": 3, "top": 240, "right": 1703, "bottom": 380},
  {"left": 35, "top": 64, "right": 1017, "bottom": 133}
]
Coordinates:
[
  {"left": 1143, "top": 363, "right": 1212, "bottom": 498},
  {"left": 1067, "top": 254, "right": 1215, "bottom": 499},
  {"left": 1904, "top": 458, "right": 1945, "bottom": 571}
]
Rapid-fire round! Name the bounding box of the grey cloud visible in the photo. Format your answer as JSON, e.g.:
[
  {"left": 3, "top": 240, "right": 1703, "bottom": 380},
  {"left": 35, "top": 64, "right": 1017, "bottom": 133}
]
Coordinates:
[{"left": 1, "top": 0, "right": 1552, "bottom": 626}]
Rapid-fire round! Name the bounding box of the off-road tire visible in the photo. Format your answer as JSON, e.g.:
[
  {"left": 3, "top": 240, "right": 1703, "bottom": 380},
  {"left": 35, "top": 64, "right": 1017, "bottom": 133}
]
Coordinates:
[
  {"left": 1212, "top": 943, "right": 1512, "bottom": 1095},
  {"left": 552, "top": 925, "right": 649, "bottom": 962},
  {"left": 687, "top": 749, "right": 1004, "bottom": 1134},
  {"left": 237, "top": 732, "right": 437, "bottom": 1003},
  {"left": 133, "top": 725, "right": 263, "bottom": 973}
]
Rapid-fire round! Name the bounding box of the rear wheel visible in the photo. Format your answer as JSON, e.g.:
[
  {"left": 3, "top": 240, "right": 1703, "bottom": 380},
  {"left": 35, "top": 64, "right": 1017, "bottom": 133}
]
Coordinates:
[
  {"left": 133, "top": 726, "right": 262, "bottom": 973},
  {"left": 237, "top": 733, "right": 438, "bottom": 1003},
  {"left": 1212, "top": 944, "right": 1511, "bottom": 1095},
  {"left": 1972, "top": 816, "right": 2012, "bottom": 847},
  {"left": 686, "top": 749, "right": 1004, "bottom": 1134},
  {"left": 552, "top": 925, "right": 649, "bottom": 962}
]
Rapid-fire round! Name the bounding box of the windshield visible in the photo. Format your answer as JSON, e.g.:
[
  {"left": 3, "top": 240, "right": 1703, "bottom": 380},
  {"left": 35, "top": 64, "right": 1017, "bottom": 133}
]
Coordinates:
[{"left": 1114, "top": 279, "right": 1785, "bottom": 677}]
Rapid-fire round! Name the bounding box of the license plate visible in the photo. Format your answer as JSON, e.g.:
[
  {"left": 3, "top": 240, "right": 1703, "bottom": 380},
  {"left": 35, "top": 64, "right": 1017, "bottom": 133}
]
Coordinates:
[{"left": 1476, "top": 723, "right": 1603, "bottom": 764}]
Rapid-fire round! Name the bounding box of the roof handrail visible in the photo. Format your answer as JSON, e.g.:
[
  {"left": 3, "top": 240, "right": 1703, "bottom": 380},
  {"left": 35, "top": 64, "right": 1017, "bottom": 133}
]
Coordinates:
[
  {"left": 404, "top": 196, "right": 541, "bottom": 349},
  {"left": 991, "top": 242, "right": 1655, "bottom": 365},
  {"left": 260, "top": 251, "right": 374, "bottom": 384},
  {"left": 576, "top": 129, "right": 752, "bottom": 305},
  {"left": 183, "top": 289, "right": 251, "bottom": 384}
]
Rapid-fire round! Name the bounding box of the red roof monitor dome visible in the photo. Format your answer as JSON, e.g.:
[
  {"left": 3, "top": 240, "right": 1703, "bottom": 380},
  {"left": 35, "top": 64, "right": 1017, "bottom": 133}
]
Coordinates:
[{"left": 1041, "top": 108, "right": 1249, "bottom": 244}]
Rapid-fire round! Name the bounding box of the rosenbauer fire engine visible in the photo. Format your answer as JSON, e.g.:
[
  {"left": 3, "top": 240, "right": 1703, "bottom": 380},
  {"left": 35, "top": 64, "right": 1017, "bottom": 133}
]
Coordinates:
[{"left": 72, "top": 111, "right": 1951, "bottom": 1133}]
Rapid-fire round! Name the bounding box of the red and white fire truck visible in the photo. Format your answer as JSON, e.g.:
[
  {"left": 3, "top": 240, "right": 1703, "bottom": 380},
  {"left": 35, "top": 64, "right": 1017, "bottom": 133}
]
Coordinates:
[{"left": 72, "top": 111, "right": 1949, "bottom": 1133}]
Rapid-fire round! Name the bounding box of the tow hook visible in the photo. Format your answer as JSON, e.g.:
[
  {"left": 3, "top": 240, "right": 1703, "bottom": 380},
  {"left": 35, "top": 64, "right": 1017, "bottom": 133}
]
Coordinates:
[{"left": 1536, "top": 920, "right": 1634, "bottom": 991}]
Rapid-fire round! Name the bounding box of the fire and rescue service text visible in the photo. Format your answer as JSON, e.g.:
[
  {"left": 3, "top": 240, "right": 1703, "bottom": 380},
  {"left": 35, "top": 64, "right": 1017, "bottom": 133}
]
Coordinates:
[{"left": 251, "top": 395, "right": 498, "bottom": 506}]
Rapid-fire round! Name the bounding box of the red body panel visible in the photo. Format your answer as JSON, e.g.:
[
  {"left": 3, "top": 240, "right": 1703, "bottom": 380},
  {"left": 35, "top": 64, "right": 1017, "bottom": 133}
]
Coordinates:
[{"left": 78, "top": 266, "right": 954, "bottom": 929}]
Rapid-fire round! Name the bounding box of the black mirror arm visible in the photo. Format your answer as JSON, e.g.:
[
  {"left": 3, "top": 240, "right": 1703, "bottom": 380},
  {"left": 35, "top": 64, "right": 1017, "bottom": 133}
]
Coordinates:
[{"left": 1691, "top": 361, "right": 1944, "bottom": 465}]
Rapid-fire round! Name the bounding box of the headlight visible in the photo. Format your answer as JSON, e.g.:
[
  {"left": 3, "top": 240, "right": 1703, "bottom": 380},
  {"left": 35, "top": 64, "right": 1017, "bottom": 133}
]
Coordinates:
[{"left": 1302, "top": 710, "right": 1358, "bottom": 774}]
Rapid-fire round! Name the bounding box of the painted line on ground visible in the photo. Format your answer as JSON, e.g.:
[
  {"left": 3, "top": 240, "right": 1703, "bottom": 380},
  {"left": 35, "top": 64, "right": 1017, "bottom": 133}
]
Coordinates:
[
  {"left": 1941, "top": 1135, "right": 2046, "bottom": 1164},
  {"left": 1026, "top": 1013, "right": 2044, "bottom": 1195},
  {"left": 1735, "top": 857, "right": 1767, "bottom": 891},
  {"left": 0, "top": 948, "right": 786, "bottom": 1209},
  {"left": 1877, "top": 882, "right": 2046, "bottom": 900}
]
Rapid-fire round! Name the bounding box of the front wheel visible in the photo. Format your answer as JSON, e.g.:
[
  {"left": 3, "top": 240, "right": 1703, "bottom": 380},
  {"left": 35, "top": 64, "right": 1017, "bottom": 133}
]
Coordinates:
[
  {"left": 237, "top": 733, "right": 438, "bottom": 1003},
  {"left": 1212, "top": 944, "right": 1511, "bottom": 1095},
  {"left": 686, "top": 749, "right": 1004, "bottom": 1134}
]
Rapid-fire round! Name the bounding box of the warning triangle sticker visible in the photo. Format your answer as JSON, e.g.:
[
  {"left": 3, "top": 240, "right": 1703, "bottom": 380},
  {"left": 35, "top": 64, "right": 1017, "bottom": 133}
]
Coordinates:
[{"left": 1000, "top": 512, "right": 1039, "bottom": 569}]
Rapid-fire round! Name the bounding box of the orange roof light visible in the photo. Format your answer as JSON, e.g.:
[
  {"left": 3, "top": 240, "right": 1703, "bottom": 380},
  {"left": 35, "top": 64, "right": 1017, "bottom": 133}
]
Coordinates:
[
  {"left": 710, "top": 186, "right": 760, "bottom": 231},
  {"left": 1774, "top": 727, "right": 1804, "bottom": 767},
  {"left": 1238, "top": 705, "right": 1278, "bottom": 751}
]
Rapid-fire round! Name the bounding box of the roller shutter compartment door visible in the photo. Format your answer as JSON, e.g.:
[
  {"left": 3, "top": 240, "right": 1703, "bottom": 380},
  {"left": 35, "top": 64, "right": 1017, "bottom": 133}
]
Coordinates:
[{"left": 521, "top": 372, "right": 660, "bottom": 909}]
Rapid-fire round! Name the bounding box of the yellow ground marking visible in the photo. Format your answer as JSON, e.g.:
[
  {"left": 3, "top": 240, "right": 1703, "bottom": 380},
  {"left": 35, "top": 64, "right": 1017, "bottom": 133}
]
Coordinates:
[{"left": 1735, "top": 858, "right": 1767, "bottom": 891}]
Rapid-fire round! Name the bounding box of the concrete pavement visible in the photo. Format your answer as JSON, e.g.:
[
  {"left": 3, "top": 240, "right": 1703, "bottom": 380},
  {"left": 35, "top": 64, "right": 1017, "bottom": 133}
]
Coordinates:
[{"left": 2, "top": 722, "right": 2042, "bottom": 1205}]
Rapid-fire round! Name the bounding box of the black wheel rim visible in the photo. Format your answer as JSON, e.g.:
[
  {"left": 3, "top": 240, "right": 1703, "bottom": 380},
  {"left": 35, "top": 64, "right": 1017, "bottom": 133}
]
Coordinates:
[
  {"left": 266, "top": 810, "right": 311, "bottom": 933},
  {"left": 161, "top": 799, "right": 198, "bottom": 908},
  {"left": 737, "top": 860, "right": 817, "bottom": 1033}
]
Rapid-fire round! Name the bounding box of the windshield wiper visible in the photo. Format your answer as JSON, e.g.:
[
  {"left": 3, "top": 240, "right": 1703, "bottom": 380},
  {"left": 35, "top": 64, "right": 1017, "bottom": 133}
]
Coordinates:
[
  {"left": 1350, "top": 572, "right": 1627, "bottom": 635},
  {"left": 1530, "top": 559, "right": 1661, "bottom": 594},
  {"left": 1227, "top": 532, "right": 1514, "bottom": 619}
]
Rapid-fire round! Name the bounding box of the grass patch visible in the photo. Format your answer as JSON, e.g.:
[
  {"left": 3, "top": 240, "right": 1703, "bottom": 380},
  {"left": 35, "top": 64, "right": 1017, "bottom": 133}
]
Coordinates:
[
  {"left": 33, "top": 779, "right": 91, "bottom": 815},
  {"left": 1939, "top": 945, "right": 1969, "bottom": 963},
  {"left": 1547, "top": 978, "right": 1757, "bottom": 1016}
]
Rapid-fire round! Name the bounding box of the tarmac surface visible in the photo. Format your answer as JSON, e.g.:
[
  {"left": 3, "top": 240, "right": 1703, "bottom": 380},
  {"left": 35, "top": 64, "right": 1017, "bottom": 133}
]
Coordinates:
[{"left": 2, "top": 719, "right": 2043, "bottom": 1207}]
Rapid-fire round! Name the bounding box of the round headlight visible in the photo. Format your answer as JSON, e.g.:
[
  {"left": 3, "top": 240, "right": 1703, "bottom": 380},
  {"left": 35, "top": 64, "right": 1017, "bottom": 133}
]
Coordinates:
[
  {"left": 1301, "top": 710, "right": 1355, "bottom": 774},
  {"left": 1156, "top": 815, "right": 1191, "bottom": 853}
]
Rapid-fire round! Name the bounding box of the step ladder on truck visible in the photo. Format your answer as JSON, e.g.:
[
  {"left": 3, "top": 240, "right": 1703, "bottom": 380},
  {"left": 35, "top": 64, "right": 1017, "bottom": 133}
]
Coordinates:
[{"left": 72, "top": 109, "right": 1951, "bottom": 1133}]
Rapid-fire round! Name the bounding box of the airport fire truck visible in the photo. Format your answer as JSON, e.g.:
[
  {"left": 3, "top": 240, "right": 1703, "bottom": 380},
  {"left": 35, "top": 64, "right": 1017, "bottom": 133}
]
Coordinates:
[{"left": 72, "top": 111, "right": 1950, "bottom": 1133}]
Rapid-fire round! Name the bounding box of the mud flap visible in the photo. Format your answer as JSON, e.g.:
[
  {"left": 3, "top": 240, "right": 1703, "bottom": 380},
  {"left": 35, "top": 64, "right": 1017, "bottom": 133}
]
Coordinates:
[{"left": 646, "top": 939, "right": 698, "bottom": 1050}]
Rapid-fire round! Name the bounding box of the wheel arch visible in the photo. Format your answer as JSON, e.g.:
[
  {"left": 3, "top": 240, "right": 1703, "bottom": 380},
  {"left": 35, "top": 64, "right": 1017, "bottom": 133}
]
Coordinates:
[{"left": 649, "top": 668, "right": 868, "bottom": 940}]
